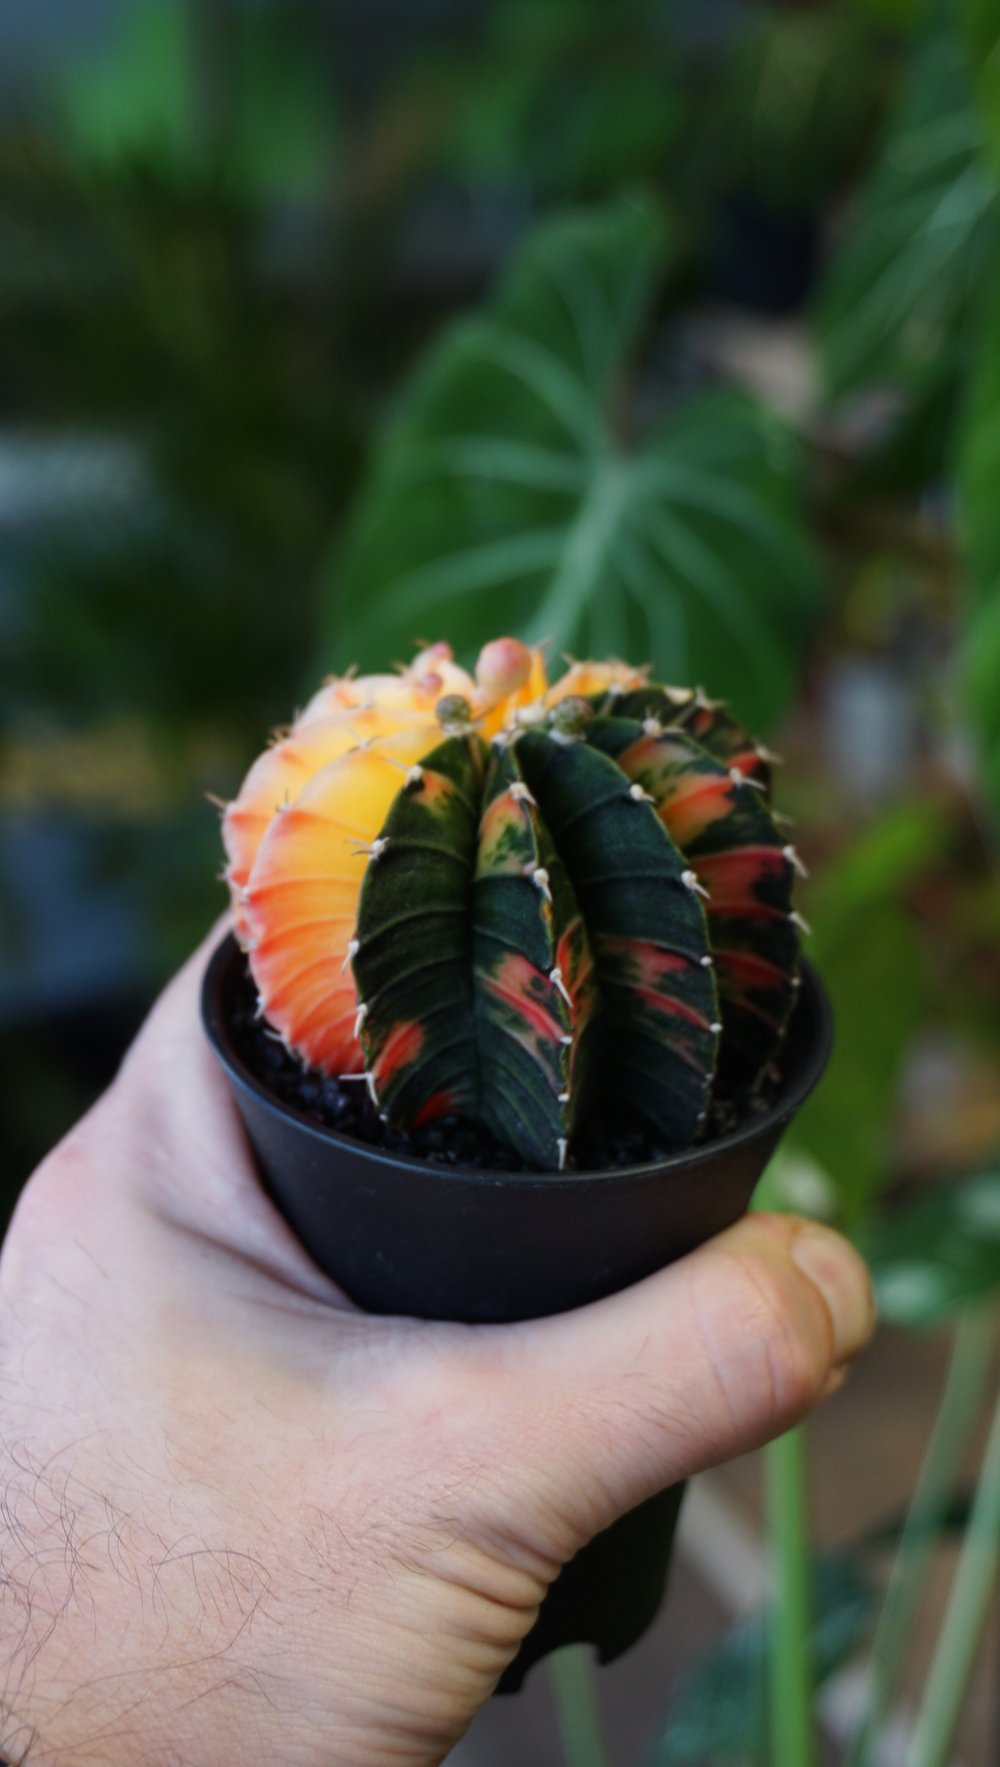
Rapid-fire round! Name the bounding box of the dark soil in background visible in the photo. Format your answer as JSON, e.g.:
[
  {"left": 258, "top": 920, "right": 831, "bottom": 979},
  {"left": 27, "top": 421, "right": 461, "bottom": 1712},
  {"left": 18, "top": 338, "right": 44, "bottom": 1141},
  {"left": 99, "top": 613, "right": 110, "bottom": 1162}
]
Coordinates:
[{"left": 226, "top": 958, "right": 779, "bottom": 1174}]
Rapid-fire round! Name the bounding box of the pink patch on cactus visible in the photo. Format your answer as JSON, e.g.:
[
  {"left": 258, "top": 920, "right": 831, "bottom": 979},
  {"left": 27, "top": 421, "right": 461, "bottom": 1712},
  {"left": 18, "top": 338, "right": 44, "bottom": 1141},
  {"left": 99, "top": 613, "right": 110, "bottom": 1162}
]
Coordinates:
[
  {"left": 476, "top": 637, "right": 533, "bottom": 698},
  {"left": 481, "top": 951, "right": 565, "bottom": 1048},
  {"left": 712, "top": 946, "right": 788, "bottom": 995},
  {"left": 412, "top": 1088, "right": 463, "bottom": 1128},
  {"left": 596, "top": 938, "right": 713, "bottom": 1027},
  {"left": 372, "top": 1018, "right": 425, "bottom": 1090},
  {"left": 693, "top": 847, "right": 791, "bottom": 917}
]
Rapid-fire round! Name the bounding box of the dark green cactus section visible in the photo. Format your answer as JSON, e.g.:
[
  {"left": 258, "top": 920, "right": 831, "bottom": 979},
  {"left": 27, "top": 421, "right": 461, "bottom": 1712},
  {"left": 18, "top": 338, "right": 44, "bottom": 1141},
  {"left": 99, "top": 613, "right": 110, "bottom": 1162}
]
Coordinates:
[
  {"left": 352, "top": 677, "right": 802, "bottom": 1171},
  {"left": 351, "top": 733, "right": 486, "bottom": 1127},
  {"left": 472, "top": 741, "right": 581, "bottom": 1165},
  {"left": 600, "top": 686, "right": 773, "bottom": 793},
  {"left": 354, "top": 733, "right": 580, "bottom": 1168},
  {"left": 515, "top": 730, "right": 719, "bottom": 1150},
  {"left": 584, "top": 716, "right": 798, "bottom": 1071}
]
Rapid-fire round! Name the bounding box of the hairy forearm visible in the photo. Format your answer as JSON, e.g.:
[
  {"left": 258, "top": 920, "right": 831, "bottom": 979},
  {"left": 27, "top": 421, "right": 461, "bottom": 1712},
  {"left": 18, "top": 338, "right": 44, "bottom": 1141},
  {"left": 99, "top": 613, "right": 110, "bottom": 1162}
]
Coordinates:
[
  {"left": 0, "top": 1433, "right": 168, "bottom": 1764},
  {"left": 0, "top": 1431, "right": 295, "bottom": 1767},
  {"left": 0, "top": 1422, "right": 470, "bottom": 1767}
]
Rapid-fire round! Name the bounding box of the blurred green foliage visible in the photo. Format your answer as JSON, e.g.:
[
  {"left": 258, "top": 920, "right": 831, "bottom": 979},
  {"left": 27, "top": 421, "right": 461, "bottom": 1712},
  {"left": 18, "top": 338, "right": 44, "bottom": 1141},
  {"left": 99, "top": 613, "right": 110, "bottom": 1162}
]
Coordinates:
[
  {"left": 433, "top": 0, "right": 686, "bottom": 202},
  {"left": 702, "top": 6, "right": 884, "bottom": 217},
  {"left": 864, "top": 1166, "right": 1000, "bottom": 1328},
  {"left": 815, "top": 23, "right": 997, "bottom": 406},
  {"left": 325, "top": 197, "right": 823, "bottom": 730},
  {"left": 957, "top": 244, "right": 1000, "bottom": 824},
  {"left": 53, "top": 0, "right": 336, "bottom": 199},
  {"left": 786, "top": 807, "right": 939, "bottom": 1229},
  {"left": 649, "top": 1555, "right": 874, "bottom": 1765}
]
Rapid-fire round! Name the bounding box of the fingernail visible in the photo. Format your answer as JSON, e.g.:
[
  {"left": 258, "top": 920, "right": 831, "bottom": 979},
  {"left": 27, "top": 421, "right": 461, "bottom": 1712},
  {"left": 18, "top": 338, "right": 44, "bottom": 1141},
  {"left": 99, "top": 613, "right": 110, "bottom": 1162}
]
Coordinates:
[{"left": 789, "top": 1222, "right": 875, "bottom": 1367}]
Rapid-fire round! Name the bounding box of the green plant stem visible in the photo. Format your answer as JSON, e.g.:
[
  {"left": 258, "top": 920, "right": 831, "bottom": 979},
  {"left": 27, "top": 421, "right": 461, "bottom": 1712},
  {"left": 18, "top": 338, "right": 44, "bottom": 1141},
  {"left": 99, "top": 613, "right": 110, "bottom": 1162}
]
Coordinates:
[
  {"left": 549, "top": 1644, "right": 610, "bottom": 1767},
  {"left": 846, "top": 1307, "right": 995, "bottom": 1767},
  {"left": 909, "top": 1356, "right": 1000, "bottom": 1767},
  {"left": 764, "top": 1425, "right": 816, "bottom": 1767}
]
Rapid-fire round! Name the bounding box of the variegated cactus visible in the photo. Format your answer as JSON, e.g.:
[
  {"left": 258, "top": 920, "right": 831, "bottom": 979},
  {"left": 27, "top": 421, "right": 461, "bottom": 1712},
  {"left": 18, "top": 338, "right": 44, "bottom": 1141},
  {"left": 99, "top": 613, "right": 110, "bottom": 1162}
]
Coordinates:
[{"left": 223, "top": 639, "right": 806, "bottom": 1171}]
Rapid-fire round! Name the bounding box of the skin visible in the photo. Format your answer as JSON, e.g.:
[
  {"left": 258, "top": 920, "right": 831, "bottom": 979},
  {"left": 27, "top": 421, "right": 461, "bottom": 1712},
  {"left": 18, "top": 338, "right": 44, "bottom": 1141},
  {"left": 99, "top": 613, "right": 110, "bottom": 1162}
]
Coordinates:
[{"left": 0, "top": 925, "right": 875, "bottom": 1766}]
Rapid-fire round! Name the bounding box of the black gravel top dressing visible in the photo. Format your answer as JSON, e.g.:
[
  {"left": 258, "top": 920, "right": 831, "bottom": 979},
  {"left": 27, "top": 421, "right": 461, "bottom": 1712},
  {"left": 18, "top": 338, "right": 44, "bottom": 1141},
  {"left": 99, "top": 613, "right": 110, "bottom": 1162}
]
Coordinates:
[{"left": 225, "top": 959, "right": 779, "bottom": 1174}]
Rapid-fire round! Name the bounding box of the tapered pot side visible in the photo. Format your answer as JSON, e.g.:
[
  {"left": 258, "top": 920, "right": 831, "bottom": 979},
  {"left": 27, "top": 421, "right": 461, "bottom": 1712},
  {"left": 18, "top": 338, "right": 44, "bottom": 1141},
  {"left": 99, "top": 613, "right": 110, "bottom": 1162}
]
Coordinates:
[
  {"left": 201, "top": 931, "right": 833, "bottom": 1686},
  {"left": 202, "top": 933, "right": 832, "bottom": 1323}
]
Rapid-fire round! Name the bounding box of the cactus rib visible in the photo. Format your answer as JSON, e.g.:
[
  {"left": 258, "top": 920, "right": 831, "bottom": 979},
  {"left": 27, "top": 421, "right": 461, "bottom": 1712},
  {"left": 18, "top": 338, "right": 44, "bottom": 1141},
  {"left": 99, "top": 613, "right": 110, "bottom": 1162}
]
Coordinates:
[
  {"left": 514, "top": 729, "right": 719, "bottom": 1151},
  {"left": 585, "top": 715, "right": 799, "bottom": 1072},
  {"left": 352, "top": 735, "right": 583, "bottom": 1168}
]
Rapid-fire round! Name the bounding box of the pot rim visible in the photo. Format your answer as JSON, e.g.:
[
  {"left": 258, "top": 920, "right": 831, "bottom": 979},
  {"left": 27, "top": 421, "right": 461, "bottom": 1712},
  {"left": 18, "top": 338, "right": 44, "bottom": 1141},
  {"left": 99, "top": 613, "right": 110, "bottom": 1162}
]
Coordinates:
[{"left": 201, "top": 932, "right": 833, "bottom": 1191}]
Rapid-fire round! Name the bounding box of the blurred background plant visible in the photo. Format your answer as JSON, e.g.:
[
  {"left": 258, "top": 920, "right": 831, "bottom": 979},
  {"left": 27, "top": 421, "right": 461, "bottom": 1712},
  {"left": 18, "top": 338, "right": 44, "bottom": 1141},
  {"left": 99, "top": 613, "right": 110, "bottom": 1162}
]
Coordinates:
[{"left": 2, "top": 1, "right": 1000, "bottom": 1763}]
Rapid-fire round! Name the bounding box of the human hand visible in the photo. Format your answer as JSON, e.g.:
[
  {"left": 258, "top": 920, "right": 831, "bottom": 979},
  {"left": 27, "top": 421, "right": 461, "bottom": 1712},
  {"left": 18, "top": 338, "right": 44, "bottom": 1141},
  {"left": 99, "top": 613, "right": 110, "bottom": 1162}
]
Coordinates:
[{"left": 0, "top": 925, "right": 874, "bottom": 1766}]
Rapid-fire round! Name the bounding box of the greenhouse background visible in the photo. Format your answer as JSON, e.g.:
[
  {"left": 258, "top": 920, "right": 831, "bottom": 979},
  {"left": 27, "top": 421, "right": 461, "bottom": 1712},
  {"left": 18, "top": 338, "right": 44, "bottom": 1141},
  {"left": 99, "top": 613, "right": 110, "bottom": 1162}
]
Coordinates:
[{"left": 1, "top": 2, "right": 1000, "bottom": 1763}]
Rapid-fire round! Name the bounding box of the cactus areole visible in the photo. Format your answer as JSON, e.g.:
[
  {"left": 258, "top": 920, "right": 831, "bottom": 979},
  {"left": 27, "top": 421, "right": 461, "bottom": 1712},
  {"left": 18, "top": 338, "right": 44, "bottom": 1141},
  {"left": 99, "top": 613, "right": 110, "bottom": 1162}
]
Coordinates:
[{"left": 221, "top": 639, "right": 806, "bottom": 1174}]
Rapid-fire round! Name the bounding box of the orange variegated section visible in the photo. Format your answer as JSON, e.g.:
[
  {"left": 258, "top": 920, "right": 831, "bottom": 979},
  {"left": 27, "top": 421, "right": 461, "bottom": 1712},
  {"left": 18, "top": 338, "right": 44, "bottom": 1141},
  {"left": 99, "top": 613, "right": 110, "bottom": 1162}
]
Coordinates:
[
  {"left": 294, "top": 672, "right": 442, "bottom": 730},
  {"left": 297, "top": 641, "right": 478, "bottom": 726},
  {"left": 224, "top": 638, "right": 553, "bottom": 948},
  {"left": 590, "top": 718, "right": 798, "bottom": 1067},
  {"left": 242, "top": 726, "right": 439, "bottom": 1073},
  {"left": 546, "top": 658, "right": 649, "bottom": 705},
  {"left": 223, "top": 704, "right": 437, "bottom": 940}
]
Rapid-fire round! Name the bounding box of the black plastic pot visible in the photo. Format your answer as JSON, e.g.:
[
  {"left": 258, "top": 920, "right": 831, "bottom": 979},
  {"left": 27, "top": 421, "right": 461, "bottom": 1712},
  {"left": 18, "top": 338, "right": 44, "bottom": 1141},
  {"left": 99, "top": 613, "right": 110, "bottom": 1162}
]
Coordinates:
[{"left": 202, "top": 933, "right": 832, "bottom": 1689}]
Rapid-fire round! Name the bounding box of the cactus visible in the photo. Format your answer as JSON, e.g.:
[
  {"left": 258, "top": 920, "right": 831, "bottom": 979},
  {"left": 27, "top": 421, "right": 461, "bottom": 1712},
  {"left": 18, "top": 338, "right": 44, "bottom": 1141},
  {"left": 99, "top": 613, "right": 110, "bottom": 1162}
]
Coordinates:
[{"left": 224, "top": 638, "right": 803, "bottom": 1171}]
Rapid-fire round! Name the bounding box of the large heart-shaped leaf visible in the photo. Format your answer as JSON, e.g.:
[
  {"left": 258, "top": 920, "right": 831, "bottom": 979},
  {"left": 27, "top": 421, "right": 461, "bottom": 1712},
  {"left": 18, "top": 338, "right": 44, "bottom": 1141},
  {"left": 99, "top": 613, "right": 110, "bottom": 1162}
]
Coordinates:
[
  {"left": 815, "top": 24, "right": 997, "bottom": 401},
  {"left": 323, "top": 198, "right": 823, "bottom": 732}
]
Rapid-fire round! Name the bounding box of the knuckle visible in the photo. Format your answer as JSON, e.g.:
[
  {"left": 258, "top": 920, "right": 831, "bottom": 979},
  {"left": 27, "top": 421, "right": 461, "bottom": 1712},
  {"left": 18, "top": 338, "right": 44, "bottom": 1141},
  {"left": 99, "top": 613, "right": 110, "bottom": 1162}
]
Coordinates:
[
  {"left": 697, "top": 1246, "right": 830, "bottom": 1425},
  {"left": 762, "top": 1302, "right": 827, "bottom": 1414}
]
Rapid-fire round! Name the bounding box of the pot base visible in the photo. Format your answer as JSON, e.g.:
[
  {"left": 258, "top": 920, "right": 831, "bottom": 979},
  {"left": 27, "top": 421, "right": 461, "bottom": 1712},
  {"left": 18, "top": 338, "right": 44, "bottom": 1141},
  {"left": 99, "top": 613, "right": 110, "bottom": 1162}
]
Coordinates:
[{"left": 497, "top": 1484, "right": 685, "bottom": 1694}]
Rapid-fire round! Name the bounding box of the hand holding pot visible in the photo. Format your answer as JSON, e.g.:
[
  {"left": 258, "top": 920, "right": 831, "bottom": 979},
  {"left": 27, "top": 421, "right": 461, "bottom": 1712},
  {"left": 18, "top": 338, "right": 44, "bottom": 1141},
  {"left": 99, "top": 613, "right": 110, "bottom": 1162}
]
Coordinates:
[{"left": 0, "top": 925, "right": 874, "bottom": 1767}]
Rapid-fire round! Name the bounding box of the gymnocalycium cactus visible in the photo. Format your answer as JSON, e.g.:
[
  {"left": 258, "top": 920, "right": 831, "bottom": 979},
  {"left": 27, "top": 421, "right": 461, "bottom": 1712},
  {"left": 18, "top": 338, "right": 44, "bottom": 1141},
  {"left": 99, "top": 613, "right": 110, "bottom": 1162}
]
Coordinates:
[{"left": 223, "top": 638, "right": 806, "bottom": 1171}]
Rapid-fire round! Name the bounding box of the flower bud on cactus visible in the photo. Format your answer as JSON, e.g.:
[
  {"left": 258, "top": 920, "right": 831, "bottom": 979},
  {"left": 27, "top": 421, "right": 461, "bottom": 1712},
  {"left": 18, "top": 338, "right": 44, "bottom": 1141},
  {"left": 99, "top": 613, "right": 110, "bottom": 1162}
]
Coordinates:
[
  {"left": 222, "top": 638, "right": 802, "bottom": 1171},
  {"left": 475, "top": 636, "right": 533, "bottom": 698}
]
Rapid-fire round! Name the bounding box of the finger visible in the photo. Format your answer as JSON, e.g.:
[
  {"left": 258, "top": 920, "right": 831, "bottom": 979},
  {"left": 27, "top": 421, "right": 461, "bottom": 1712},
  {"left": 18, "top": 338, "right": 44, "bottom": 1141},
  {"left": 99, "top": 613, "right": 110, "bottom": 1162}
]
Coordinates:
[
  {"left": 476, "top": 1213, "right": 875, "bottom": 1550},
  {"left": 119, "top": 909, "right": 234, "bottom": 1084}
]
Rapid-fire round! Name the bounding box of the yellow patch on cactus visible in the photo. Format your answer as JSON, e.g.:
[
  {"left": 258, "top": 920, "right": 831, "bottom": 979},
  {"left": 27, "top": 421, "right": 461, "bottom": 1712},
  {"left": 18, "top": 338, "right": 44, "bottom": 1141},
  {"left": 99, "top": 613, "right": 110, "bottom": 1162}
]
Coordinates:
[
  {"left": 294, "top": 673, "right": 438, "bottom": 730},
  {"left": 242, "top": 727, "right": 439, "bottom": 1073},
  {"left": 546, "top": 658, "right": 649, "bottom": 703},
  {"left": 223, "top": 704, "right": 437, "bottom": 940},
  {"left": 294, "top": 642, "right": 477, "bottom": 730}
]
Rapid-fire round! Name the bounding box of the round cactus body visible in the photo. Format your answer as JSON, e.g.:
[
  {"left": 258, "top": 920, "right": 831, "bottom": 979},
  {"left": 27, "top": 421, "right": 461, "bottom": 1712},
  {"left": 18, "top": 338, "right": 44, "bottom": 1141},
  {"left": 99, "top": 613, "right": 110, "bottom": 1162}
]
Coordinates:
[{"left": 222, "top": 639, "right": 802, "bottom": 1170}]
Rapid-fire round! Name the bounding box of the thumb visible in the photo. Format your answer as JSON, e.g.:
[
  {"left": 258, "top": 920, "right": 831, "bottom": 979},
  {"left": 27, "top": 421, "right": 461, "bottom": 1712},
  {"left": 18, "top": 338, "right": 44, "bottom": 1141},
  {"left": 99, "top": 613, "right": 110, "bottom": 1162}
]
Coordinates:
[{"left": 485, "top": 1212, "right": 874, "bottom": 1553}]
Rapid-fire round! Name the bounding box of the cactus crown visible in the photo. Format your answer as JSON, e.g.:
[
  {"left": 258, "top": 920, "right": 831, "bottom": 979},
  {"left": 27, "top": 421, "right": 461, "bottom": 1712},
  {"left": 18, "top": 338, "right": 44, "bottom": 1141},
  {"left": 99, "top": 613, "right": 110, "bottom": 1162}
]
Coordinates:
[{"left": 224, "top": 640, "right": 803, "bottom": 1172}]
